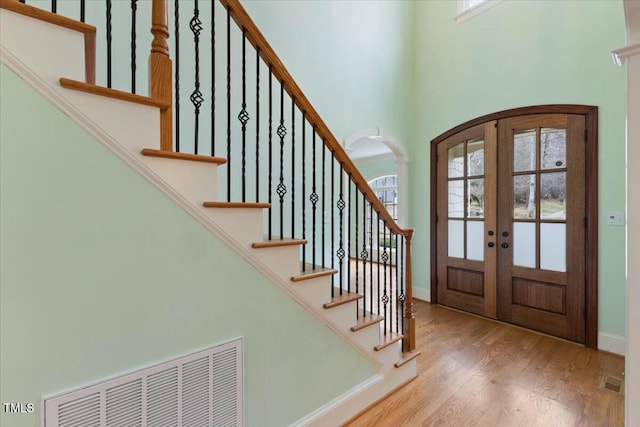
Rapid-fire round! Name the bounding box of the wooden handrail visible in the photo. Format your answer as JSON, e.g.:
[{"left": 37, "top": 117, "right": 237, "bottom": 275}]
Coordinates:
[
  {"left": 149, "top": 0, "right": 173, "bottom": 151},
  {"left": 221, "top": 0, "right": 415, "bottom": 351},
  {"left": 220, "top": 0, "right": 412, "bottom": 239}
]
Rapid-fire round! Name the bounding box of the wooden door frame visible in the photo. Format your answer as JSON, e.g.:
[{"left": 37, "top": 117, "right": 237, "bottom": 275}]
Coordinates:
[{"left": 430, "top": 105, "right": 598, "bottom": 348}]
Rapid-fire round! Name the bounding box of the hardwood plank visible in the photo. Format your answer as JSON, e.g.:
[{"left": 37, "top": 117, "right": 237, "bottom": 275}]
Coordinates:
[
  {"left": 350, "top": 312, "right": 384, "bottom": 332},
  {"left": 374, "top": 332, "right": 403, "bottom": 351},
  {"left": 141, "top": 148, "right": 226, "bottom": 164},
  {"left": 345, "top": 300, "right": 624, "bottom": 426},
  {"left": 202, "top": 201, "right": 270, "bottom": 209},
  {"left": 323, "top": 291, "right": 362, "bottom": 309},
  {"left": 251, "top": 238, "right": 306, "bottom": 249},
  {"left": 291, "top": 265, "right": 337, "bottom": 282},
  {"left": 0, "top": 0, "right": 96, "bottom": 35},
  {"left": 59, "top": 78, "right": 171, "bottom": 109}
]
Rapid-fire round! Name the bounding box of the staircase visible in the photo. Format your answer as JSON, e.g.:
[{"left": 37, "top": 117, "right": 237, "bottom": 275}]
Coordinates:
[{"left": 0, "top": 0, "right": 418, "bottom": 424}]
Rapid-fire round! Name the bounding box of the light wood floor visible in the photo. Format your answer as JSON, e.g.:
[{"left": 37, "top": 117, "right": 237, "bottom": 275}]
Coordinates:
[{"left": 346, "top": 300, "right": 625, "bottom": 427}]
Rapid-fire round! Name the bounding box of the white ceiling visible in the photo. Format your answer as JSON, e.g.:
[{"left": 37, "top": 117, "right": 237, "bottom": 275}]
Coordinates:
[{"left": 347, "top": 136, "right": 393, "bottom": 160}]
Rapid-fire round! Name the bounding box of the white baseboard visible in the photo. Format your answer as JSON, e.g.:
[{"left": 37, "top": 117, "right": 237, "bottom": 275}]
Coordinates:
[
  {"left": 413, "top": 286, "right": 431, "bottom": 302},
  {"left": 598, "top": 332, "right": 625, "bottom": 356},
  {"left": 289, "top": 375, "right": 383, "bottom": 427}
]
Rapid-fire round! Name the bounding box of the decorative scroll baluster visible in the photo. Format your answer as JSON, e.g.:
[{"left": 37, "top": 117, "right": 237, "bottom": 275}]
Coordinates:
[
  {"left": 276, "top": 82, "right": 287, "bottom": 239},
  {"left": 361, "top": 193, "right": 368, "bottom": 319},
  {"left": 369, "top": 202, "right": 374, "bottom": 316},
  {"left": 331, "top": 152, "right": 335, "bottom": 293},
  {"left": 337, "top": 165, "right": 345, "bottom": 295},
  {"left": 106, "top": 0, "right": 112, "bottom": 88},
  {"left": 190, "top": 0, "right": 203, "bottom": 154},
  {"left": 382, "top": 226, "right": 389, "bottom": 335},
  {"left": 239, "top": 29, "right": 249, "bottom": 200},
  {"left": 174, "top": 0, "right": 180, "bottom": 152},
  {"left": 311, "top": 130, "right": 318, "bottom": 268},
  {"left": 130, "top": 0, "right": 137, "bottom": 94},
  {"left": 150, "top": 0, "right": 172, "bottom": 151}
]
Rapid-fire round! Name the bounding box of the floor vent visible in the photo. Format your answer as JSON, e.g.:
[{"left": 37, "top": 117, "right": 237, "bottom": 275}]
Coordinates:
[
  {"left": 44, "top": 338, "right": 243, "bottom": 427},
  {"left": 600, "top": 374, "right": 624, "bottom": 394}
]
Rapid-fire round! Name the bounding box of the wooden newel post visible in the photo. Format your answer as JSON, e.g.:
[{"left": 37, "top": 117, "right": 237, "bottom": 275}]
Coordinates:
[
  {"left": 403, "top": 230, "right": 416, "bottom": 352},
  {"left": 150, "top": 0, "right": 173, "bottom": 151}
]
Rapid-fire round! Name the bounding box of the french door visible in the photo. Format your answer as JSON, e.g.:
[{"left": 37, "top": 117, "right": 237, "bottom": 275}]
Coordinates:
[{"left": 433, "top": 108, "right": 596, "bottom": 344}]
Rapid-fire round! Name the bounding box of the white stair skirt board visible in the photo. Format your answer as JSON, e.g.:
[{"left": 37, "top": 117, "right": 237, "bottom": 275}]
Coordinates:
[{"left": 1, "top": 9, "right": 417, "bottom": 424}]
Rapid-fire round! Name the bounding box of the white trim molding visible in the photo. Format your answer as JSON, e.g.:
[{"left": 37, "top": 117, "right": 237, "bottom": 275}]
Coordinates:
[
  {"left": 611, "top": 42, "right": 640, "bottom": 66},
  {"left": 598, "top": 332, "right": 626, "bottom": 356}
]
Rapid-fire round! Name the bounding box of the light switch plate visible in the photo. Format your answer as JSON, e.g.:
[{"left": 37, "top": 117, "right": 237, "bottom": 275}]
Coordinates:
[{"left": 607, "top": 211, "right": 625, "bottom": 226}]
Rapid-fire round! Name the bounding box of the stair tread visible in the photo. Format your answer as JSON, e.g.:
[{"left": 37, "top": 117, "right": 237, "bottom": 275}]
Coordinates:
[
  {"left": 59, "top": 78, "right": 171, "bottom": 109},
  {"left": 394, "top": 350, "right": 421, "bottom": 368},
  {"left": 374, "top": 332, "right": 404, "bottom": 352},
  {"left": 141, "top": 148, "right": 226, "bottom": 164},
  {"left": 203, "top": 201, "right": 271, "bottom": 209},
  {"left": 1, "top": 1, "right": 96, "bottom": 35},
  {"left": 350, "top": 312, "right": 385, "bottom": 332},
  {"left": 323, "top": 290, "right": 363, "bottom": 309},
  {"left": 291, "top": 264, "right": 338, "bottom": 282},
  {"left": 252, "top": 237, "right": 307, "bottom": 249}
]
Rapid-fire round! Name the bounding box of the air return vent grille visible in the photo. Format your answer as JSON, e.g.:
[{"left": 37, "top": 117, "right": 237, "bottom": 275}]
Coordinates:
[{"left": 44, "top": 338, "right": 243, "bottom": 427}]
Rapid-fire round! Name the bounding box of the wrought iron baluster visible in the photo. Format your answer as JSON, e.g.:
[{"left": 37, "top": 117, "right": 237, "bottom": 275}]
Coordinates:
[
  {"left": 382, "top": 225, "right": 389, "bottom": 335},
  {"left": 355, "top": 184, "right": 359, "bottom": 297},
  {"left": 331, "top": 152, "right": 335, "bottom": 293},
  {"left": 106, "top": 0, "right": 112, "bottom": 88},
  {"left": 322, "top": 139, "right": 326, "bottom": 271},
  {"left": 377, "top": 211, "right": 381, "bottom": 319},
  {"left": 190, "top": 0, "right": 204, "bottom": 154},
  {"left": 291, "top": 97, "right": 296, "bottom": 239},
  {"left": 369, "top": 202, "right": 374, "bottom": 316},
  {"left": 395, "top": 232, "right": 399, "bottom": 333},
  {"left": 239, "top": 29, "right": 249, "bottom": 201},
  {"left": 211, "top": 1, "right": 215, "bottom": 156},
  {"left": 255, "top": 49, "right": 260, "bottom": 201},
  {"left": 268, "top": 66, "right": 273, "bottom": 240},
  {"left": 302, "top": 113, "right": 306, "bottom": 271},
  {"left": 277, "top": 82, "right": 287, "bottom": 240},
  {"left": 174, "top": 0, "right": 181, "bottom": 152},
  {"left": 361, "top": 193, "right": 368, "bottom": 319},
  {"left": 80, "top": 0, "right": 85, "bottom": 22},
  {"left": 130, "top": 0, "right": 137, "bottom": 94},
  {"left": 311, "top": 130, "right": 318, "bottom": 268},
  {"left": 337, "top": 165, "right": 345, "bottom": 295},
  {"left": 51, "top": 0, "right": 56, "bottom": 14},
  {"left": 347, "top": 178, "right": 351, "bottom": 294},
  {"left": 400, "top": 235, "right": 405, "bottom": 334},
  {"left": 226, "top": 7, "right": 231, "bottom": 199}
]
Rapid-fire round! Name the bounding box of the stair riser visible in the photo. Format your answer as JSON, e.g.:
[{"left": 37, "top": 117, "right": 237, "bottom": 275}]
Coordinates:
[
  {"left": 293, "top": 276, "right": 332, "bottom": 306},
  {"left": 251, "top": 245, "right": 301, "bottom": 279},
  {"left": 142, "top": 157, "right": 219, "bottom": 203},
  {"left": 350, "top": 322, "right": 382, "bottom": 351},
  {"left": 374, "top": 340, "right": 403, "bottom": 371},
  {"left": 0, "top": 9, "right": 85, "bottom": 84},
  {"left": 325, "top": 301, "right": 358, "bottom": 332},
  {"left": 201, "top": 208, "right": 264, "bottom": 246}
]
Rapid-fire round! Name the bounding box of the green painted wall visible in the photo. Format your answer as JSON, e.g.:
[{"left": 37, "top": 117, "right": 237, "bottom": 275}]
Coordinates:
[
  {"left": 355, "top": 157, "right": 398, "bottom": 182},
  {"left": 242, "top": 0, "right": 415, "bottom": 153},
  {"left": 410, "top": 0, "right": 627, "bottom": 337},
  {"left": 0, "top": 64, "right": 377, "bottom": 427}
]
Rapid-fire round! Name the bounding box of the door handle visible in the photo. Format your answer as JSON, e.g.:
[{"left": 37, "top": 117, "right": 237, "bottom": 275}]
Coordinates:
[
  {"left": 488, "top": 242, "right": 495, "bottom": 248},
  {"left": 501, "top": 242, "right": 509, "bottom": 249}
]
